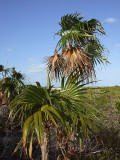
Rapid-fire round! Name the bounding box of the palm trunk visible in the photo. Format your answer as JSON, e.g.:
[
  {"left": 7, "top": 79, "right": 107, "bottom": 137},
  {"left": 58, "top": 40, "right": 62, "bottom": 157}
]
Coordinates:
[
  {"left": 41, "top": 127, "right": 50, "bottom": 160},
  {"left": 61, "top": 76, "right": 65, "bottom": 89}
]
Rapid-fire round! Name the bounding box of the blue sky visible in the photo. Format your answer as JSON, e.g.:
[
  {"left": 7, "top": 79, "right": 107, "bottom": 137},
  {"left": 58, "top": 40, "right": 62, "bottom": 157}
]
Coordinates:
[{"left": 0, "top": 0, "right": 120, "bottom": 86}]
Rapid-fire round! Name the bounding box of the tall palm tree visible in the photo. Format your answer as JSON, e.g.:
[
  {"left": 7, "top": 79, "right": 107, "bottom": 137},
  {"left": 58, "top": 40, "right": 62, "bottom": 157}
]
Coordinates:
[
  {"left": 10, "top": 71, "right": 106, "bottom": 160},
  {"left": 47, "top": 12, "right": 109, "bottom": 81}
]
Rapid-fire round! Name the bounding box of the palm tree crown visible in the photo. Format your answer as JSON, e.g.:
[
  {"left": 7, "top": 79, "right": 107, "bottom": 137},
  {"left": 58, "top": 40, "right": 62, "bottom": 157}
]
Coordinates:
[{"left": 47, "top": 12, "right": 109, "bottom": 80}]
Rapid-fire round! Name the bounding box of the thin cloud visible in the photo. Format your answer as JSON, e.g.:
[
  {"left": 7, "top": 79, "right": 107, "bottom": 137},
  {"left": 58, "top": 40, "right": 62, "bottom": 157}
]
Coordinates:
[
  {"left": 28, "top": 64, "right": 47, "bottom": 73},
  {"left": 115, "top": 43, "right": 120, "bottom": 47},
  {"left": 28, "top": 58, "right": 36, "bottom": 62},
  {"left": 7, "top": 48, "right": 13, "bottom": 52},
  {"left": 105, "top": 18, "right": 117, "bottom": 23}
]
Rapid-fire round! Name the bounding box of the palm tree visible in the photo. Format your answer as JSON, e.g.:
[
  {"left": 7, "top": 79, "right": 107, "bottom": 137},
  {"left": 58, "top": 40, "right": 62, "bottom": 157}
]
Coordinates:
[
  {"left": 10, "top": 67, "right": 25, "bottom": 94},
  {"left": 0, "top": 66, "right": 25, "bottom": 104},
  {"left": 10, "top": 71, "right": 105, "bottom": 160},
  {"left": 47, "top": 12, "right": 109, "bottom": 81},
  {"left": 0, "top": 64, "right": 10, "bottom": 79},
  {"left": 0, "top": 65, "right": 4, "bottom": 73}
]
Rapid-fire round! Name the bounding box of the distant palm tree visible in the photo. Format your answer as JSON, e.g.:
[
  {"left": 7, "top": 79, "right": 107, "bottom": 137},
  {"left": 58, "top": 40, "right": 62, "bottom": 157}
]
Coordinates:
[
  {"left": 0, "top": 65, "right": 4, "bottom": 73},
  {"left": 47, "top": 12, "right": 109, "bottom": 81},
  {"left": 0, "top": 64, "right": 10, "bottom": 79},
  {"left": 0, "top": 66, "right": 25, "bottom": 104}
]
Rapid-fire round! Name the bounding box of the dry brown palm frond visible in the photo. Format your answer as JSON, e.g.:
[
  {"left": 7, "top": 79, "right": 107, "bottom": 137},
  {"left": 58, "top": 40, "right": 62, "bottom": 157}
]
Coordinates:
[
  {"left": 0, "top": 92, "right": 7, "bottom": 105},
  {"left": 62, "top": 47, "right": 95, "bottom": 80},
  {"left": 46, "top": 47, "right": 95, "bottom": 81},
  {"left": 45, "top": 50, "right": 66, "bottom": 80}
]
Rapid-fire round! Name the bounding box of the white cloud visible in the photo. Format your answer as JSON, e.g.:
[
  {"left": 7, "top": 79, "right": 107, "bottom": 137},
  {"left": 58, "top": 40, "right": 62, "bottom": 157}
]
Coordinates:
[
  {"left": 28, "top": 58, "right": 36, "bottom": 62},
  {"left": 7, "top": 48, "right": 13, "bottom": 52},
  {"left": 115, "top": 43, "right": 120, "bottom": 47},
  {"left": 28, "top": 64, "right": 47, "bottom": 73},
  {"left": 105, "top": 18, "right": 117, "bottom": 23}
]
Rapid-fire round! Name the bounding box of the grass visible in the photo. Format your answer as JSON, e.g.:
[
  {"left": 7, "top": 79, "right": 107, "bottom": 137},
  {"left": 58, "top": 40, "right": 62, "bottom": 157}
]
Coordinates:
[
  {"left": 86, "top": 86, "right": 120, "bottom": 111},
  {"left": 83, "top": 86, "right": 120, "bottom": 159}
]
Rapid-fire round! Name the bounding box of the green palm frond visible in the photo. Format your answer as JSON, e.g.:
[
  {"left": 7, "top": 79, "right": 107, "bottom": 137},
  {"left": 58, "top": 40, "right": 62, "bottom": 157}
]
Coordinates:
[
  {"left": 58, "top": 12, "right": 84, "bottom": 32},
  {"left": 86, "top": 39, "right": 109, "bottom": 66},
  {"left": 56, "top": 12, "right": 106, "bottom": 50},
  {"left": 54, "top": 71, "right": 107, "bottom": 139},
  {"left": 56, "top": 29, "right": 92, "bottom": 50},
  {"left": 10, "top": 83, "right": 66, "bottom": 157}
]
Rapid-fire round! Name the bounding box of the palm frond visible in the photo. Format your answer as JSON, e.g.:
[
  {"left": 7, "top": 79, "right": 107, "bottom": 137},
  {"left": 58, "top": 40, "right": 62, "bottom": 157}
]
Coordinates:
[{"left": 47, "top": 47, "right": 95, "bottom": 81}]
